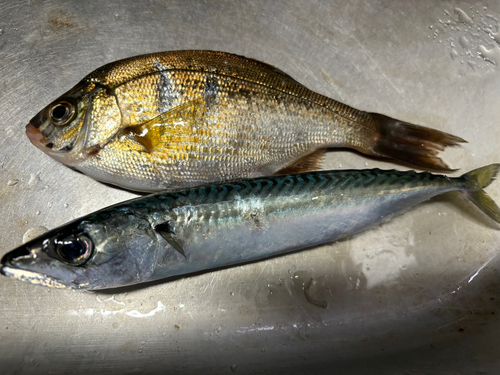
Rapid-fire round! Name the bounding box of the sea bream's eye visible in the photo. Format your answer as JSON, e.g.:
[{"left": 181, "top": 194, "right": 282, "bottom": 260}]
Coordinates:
[
  {"left": 55, "top": 235, "right": 93, "bottom": 266},
  {"left": 48, "top": 101, "right": 75, "bottom": 126}
]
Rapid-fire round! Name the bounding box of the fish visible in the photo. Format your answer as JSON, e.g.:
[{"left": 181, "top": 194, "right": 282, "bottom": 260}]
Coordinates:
[
  {"left": 26, "top": 50, "right": 466, "bottom": 192},
  {"left": 1, "top": 165, "right": 499, "bottom": 290}
]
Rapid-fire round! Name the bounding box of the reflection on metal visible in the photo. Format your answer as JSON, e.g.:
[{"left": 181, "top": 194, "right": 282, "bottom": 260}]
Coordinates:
[
  {"left": 67, "top": 301, "right": 166, "bottom": 319},
  {"left": 304, "top": 278, "right": 328, "bottom": 309}
]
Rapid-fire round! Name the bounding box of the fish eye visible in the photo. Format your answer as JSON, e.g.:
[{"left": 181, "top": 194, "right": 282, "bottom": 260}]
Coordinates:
[
  {"left": 55, "top": 235, "right": 93, "bottom": 266},
  {"left": 48, "top": 101, "right": 75, "bottom": 126}
]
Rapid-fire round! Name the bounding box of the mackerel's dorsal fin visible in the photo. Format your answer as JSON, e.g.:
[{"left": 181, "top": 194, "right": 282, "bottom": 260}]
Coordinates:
[
  {"left": 120, "top": 98, "right": 206, "bottom": 153},
  {"left": 275, "top": 149, "right": 325, "bottom": 175},
  {"left": 154, "top": 221, "right": 186, "bottom": 258}
]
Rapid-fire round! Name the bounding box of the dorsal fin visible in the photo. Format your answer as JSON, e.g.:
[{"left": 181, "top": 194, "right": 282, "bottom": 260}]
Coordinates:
[
  {"left": 275, "top": 149, "right": 325, "bottom": 175},
  {"left": 154, "top": 221, "right": 186, "bottom": 258}
]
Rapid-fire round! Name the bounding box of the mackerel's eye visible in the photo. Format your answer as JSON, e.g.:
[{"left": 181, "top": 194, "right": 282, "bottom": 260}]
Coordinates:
[
  {"left": 49, "top": 101, "right": 75, "bottom": 126},
  {"left": 55, "top": 235, "right": 93, "bottom": 266}
]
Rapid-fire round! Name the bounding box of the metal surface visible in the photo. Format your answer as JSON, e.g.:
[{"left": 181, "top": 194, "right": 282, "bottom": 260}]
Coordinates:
[{"left": 1, "top": 0, "right": 499, "bottom": 373}]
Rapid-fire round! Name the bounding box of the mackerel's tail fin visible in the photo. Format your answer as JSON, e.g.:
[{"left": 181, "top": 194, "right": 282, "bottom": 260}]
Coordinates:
[
  {"left": 368, "top": 113, "right": 466, "bottom": 172},
  {"left": 462, "top": 164, "right": 500, "bottom": 223}
]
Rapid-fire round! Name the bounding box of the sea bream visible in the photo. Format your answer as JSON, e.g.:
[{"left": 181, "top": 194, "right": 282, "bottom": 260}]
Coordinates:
[
  {"left": 26, "top": 50, "right": 465, "bottom": 192},
  {"left": 1, "top": 165, "right": 498, "bottom": 290}
]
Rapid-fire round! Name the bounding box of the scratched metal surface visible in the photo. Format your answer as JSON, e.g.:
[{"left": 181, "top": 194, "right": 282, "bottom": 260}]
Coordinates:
[{"left": 1, "top": 0, "right": 500, "bottom": 374}]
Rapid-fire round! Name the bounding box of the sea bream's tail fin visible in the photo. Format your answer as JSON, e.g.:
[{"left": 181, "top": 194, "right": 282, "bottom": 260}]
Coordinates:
[
  {"left": 368, "top": 113, "right": 466, "bottom": 172},
  {"left": 462, "top": 164, "right": 500, "bottom": 224}
]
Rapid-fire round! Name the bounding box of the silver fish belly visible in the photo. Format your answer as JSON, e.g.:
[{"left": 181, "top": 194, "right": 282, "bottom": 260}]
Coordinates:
[{"left": 1, "top": 165, "right": 499, "bottom": 290}]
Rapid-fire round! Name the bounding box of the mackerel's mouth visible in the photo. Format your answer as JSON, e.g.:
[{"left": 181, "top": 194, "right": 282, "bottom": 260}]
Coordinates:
[
  {"left": 0, "top": 266, "right": 68, "bottom": 289},
  {"left": 1, "top": 245, "right": 69, "bottom": 289}
]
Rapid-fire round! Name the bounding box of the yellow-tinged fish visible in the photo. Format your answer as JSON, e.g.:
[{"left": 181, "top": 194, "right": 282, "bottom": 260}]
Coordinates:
[{"left": 27, "top": 50, "right": 465, "bottom": 192}]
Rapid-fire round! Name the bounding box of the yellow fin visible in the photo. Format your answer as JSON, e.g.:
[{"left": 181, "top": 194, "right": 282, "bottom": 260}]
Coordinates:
[
  {"left": 462, "top": 164, "right": 500, "bottom": 223},
  {"left": 275, "top": 149, "right": 325, "bottom": 175},
  {"left": 120, "top": 98, "right": 205, "bottom": 153}
]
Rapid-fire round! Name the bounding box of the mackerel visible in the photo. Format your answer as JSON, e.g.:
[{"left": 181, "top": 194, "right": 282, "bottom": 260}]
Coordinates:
[{"left": 1, "top": 165, "right": 499, "bottom": 289}]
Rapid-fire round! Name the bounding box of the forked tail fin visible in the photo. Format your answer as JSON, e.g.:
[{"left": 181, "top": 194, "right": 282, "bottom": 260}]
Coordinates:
[
  {"left": 462, "top": 164, "right": 500, "bottom": 223},
  {"left": 369, "top": 113, "right": 466, "bottom": 171}
]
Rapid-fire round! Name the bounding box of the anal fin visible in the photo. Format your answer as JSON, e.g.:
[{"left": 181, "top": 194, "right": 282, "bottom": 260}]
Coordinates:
[{"left": 275, "top": 149, "right": 325, "bottom": 175}]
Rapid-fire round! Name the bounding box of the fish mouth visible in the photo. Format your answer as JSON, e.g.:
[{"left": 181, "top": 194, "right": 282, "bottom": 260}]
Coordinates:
[
  {"left": 26, "top": 122, "right": 78, "bottom": 164},
  {"left": 26, "top": 123, "right": 46, "bottom": 147},
  {"left": 1, "top": 242, "right": 31, "bottom": 265},
  {"left": 0, "top": 266, "right": 68, "bottom": 289},
  {"left": 1, "top": 245, "right": 68, "bottom": 289}
]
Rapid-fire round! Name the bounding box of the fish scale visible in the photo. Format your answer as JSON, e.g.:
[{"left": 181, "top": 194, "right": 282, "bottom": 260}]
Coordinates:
[
  {"left": 2, "top": 165, "right": 499, "bottom": 289},
  {"left": 27, "top": 50, "right": 466, "bottom": 192}
]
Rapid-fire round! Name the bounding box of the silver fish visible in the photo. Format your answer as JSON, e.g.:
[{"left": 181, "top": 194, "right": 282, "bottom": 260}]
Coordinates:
[{"left": 1, "top": 165, "right": 499, "bottom": 290}]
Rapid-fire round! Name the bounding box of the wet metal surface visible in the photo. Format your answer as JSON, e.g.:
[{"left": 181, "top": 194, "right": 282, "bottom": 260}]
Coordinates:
[{"left": 1, "top": 1, "right": 500, "bottom": 374}]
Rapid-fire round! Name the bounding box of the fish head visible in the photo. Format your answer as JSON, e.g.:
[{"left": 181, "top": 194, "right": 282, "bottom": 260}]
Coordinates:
[
  {"left": 1, "top": 209, "right": 158, "bottom": 290},
  {"left": 26, "top": 80, "right": 122, "bottom": 166}
]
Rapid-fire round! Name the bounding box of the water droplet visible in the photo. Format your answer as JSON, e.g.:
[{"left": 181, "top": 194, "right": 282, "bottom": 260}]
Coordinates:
[
  {"left": 7, "top": 179, "right": 19, "bottom": 186},
  {"left": 231, "top": 364, "right": 238, "bottom": 372},
  {"left": 0, "top": 29, "right": 4, "bottom": 36},
  {"left": 35, "top": 211, "right": 41, "bottom": 215},
  {"left": 429, "top": 25, "right": 433, "bottom": 29},
  {"left": 64, "top": 203, "right": 69, "bottom": 208},
  {"left": 229, "top": 292, "right": 234, "bottom": 296},
  {"left": 261, "top": 348, "right": 266, "bottom": 352},
  {"left": 22, "top": 226, "right": 49, "bottom": 244},
  {"left": 138, "top": 349, "right": 143, "bottom": 353}
]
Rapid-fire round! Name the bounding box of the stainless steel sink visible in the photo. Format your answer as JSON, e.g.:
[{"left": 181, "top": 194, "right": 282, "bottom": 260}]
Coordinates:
[{"left": 1, "top": 1, "right": 499, "bottom": 373}]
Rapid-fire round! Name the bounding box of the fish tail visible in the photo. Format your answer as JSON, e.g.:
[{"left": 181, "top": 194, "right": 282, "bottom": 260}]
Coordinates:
[
  {"left": 368, "top": 113, "right": 466, "bottom": 171},
  {"left": 461, "top": 164, "right": 500, "bottom": 224}
]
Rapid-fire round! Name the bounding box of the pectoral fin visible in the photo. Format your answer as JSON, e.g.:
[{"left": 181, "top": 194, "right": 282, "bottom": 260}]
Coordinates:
[
  {"left": 120, "top": 98, "right": 206, "bottom": 153},
  {"left": 154, "top": 221, "right": 186, "bottom": 258}
]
